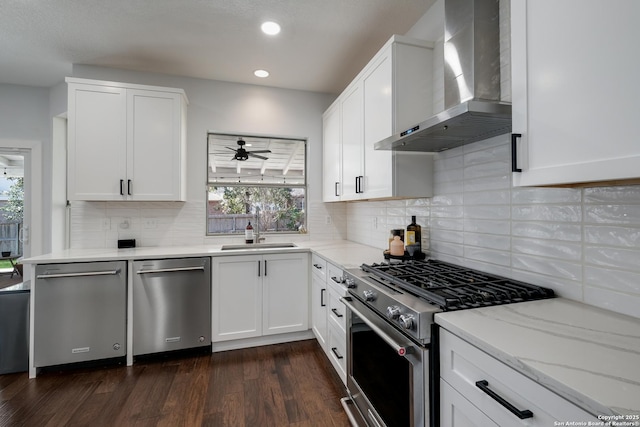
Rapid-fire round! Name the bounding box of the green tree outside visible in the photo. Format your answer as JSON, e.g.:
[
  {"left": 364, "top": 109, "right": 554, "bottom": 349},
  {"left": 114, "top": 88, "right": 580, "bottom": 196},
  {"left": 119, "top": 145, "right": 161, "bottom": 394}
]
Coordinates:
[
  {"left": 1, "top": 177, "right": 23, "bottom": 222},
  {"left": 214, "top": 186, "right": 304, "bottom": 232}
]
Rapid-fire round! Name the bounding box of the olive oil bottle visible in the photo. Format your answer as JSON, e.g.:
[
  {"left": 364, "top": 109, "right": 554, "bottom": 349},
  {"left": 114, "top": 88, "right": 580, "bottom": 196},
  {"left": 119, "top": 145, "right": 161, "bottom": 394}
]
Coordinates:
[{"left": 406, "top": 216, "right": 421, "bottom": 255}]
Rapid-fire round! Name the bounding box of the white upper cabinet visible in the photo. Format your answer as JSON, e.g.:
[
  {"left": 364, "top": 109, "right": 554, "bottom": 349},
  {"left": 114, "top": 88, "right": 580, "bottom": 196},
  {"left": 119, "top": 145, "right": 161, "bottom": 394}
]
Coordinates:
[
  {"left": 340, "top": 81, "right": 364, "bottom": 200},
  {"left": 323, "top": 35, "right": 434, "bottom": 202},
  {"left": 67, "top": 78, "right": 187, "bottom": 201},
  {"left": 511, "top": 0, "right": 640, "bottom": 186},
  {"left": 322, "top": 103, "right": 342, "bottom": 201}
]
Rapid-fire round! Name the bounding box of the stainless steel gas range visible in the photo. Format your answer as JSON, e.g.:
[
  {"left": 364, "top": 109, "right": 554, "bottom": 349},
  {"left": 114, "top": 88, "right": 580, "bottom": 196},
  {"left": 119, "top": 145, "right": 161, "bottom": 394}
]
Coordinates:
[{"left": 340, "top": 259, "right": 555, "bottom": 427}]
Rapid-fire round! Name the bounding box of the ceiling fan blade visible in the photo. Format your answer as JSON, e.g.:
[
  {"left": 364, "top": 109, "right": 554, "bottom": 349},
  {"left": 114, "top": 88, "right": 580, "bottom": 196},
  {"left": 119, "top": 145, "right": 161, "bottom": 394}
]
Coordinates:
[
  {"left": 248, "top": 153, "right": 269, "bottom": 160},
  {"left": 247, "top": 150, "right": 271, "bottom": 154},
  {"left": 225, "top": 147, "right": 237, "bottom": 151}
]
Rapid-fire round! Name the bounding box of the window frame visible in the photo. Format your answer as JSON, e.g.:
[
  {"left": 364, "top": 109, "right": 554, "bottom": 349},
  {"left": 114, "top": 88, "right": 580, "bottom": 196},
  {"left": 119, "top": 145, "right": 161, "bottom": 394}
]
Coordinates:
[{"left": 205, "top": 131, "right": 307, "bottom": 237}]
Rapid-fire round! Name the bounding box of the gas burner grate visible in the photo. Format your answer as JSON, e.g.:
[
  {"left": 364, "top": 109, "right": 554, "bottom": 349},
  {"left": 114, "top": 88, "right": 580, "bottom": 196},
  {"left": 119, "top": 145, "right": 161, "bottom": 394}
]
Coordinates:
[{"left": 361, "top": 259, "right": 554, "bottom": 310}]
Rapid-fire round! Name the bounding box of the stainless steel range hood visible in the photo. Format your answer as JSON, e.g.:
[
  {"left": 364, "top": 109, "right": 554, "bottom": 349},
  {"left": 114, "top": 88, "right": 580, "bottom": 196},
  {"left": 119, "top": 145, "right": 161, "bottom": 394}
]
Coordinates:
[{"left": 375, "top": 0, "right": 511, "bottom": 152}]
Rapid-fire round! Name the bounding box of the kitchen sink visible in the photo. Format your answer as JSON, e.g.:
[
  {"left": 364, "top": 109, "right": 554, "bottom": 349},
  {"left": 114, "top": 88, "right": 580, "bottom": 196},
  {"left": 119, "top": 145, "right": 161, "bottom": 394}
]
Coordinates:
[{"left": 220, "top": 243, "right": 298, "bottom": 251}]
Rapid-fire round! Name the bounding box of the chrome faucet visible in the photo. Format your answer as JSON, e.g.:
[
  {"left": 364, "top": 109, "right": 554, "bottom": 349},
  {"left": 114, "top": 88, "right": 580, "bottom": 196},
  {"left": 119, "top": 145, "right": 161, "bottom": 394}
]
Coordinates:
[{"left": 255, "top": 206, "right": 265, "bottom": 243}]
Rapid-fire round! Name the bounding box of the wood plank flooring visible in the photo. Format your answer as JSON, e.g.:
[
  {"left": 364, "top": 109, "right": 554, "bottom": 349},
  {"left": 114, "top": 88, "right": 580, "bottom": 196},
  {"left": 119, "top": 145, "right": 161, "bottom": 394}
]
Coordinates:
[{"left": 0, "top": 339, "right": 350, "bottom": 427}]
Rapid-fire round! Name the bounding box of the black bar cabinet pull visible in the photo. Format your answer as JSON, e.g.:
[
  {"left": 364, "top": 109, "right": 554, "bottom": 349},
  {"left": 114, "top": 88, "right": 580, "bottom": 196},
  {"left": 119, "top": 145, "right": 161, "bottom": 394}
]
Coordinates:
[
  {"left": 320, "top": 288, "right": 326, "bottom": 307},
  {"left": 334, "top": 182, "right": 339, "bottom": 197},
  {"left": 358, "top": 175, "right": 364, "bottom": 193},
  {"left": 313, "top": 264, "right": 322, "bottom": 270},
  {"left": 475, "top": 380, "right": 533, "bottom": 419},
  {"left": 258, "top": 260, "right": 261, "bottom": 277},
  {"left": 331, "top": 347, "right": 344, "bottom": 360},
  {"left": 511, "top": 133, "right": 522, "bottom": 172},
  {"left": 355, "top": 176, "right": 360, "bottom": 193},
  {"left": 127, "top": 179, "right": 132, "bottom": 195},
  {"left": 264, "top": 260, "right": 267, "bottom": 276},
  {"left": 331, "top": 308, "right": 343, "bottom": 318},
  {"left": 120, "top": 179, "right": 124, "bottom": 195}
]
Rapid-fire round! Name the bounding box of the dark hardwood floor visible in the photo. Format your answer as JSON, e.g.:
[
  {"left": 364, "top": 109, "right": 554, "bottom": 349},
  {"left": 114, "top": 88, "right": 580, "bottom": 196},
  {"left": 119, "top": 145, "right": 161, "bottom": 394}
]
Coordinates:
[{"left": 0, "top": 339, "right": 350, "bottom": 427}]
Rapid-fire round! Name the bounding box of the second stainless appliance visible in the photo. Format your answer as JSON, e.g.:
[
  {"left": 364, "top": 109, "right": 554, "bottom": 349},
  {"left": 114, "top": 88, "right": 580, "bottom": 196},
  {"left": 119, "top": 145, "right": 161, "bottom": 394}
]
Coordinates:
[{"left": 133, "top": 257, "right": 211, "bottom": 356}]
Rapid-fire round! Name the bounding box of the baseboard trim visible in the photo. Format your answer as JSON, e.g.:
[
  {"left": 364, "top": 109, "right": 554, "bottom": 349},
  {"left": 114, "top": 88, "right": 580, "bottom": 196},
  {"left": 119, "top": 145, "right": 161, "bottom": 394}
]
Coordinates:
[{"left": 211, "top": 330, "right": 315, "bottom": 352}]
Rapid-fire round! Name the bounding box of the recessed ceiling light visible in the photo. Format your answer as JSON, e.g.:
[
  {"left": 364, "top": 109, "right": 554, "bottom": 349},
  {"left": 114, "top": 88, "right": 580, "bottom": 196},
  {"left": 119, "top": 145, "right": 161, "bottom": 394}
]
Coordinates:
[
  {"left": 261, "top": 21, "right": 281, "bottom": 35},
  {"left": 254, "top": 69, "right": 270, "bottom": 78}
]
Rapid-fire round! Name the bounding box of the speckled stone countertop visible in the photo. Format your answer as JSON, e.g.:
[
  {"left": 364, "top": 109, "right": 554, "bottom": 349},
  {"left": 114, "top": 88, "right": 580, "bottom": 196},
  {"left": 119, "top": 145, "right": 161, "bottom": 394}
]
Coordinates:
[{"left": 435, "top": 298, "right": 640, "bottom": 417}]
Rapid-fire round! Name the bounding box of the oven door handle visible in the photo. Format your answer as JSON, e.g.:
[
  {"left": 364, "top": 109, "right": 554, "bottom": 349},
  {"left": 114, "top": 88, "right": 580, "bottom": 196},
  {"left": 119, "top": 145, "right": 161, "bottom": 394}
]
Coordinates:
[{"left": 342, "top": 297, "right": 408, "bottom": 357}]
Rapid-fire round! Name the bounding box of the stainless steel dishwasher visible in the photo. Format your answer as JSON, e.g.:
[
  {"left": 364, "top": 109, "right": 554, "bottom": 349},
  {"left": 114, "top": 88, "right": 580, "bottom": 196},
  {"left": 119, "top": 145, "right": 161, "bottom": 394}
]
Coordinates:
[
  {"left": 34, "top": 261, "right": 127, "bottom": 367},
  {"left": 132, "top": 257, "right": 211, "bottom": 356}
]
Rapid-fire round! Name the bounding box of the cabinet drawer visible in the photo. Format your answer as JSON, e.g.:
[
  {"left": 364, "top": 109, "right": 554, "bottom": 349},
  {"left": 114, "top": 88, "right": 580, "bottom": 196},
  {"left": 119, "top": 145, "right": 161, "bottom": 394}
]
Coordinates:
[
  {"left": 327, "top": 262, "right": 344, "bottom": 286},
  {"left": 327, "top": 322, "right": 347, "bottom": 385},
  {"left": 440, "top": 329, "right": 596, "bottom": 426},
  {"left": 311, "top": 254, "right": 327, "bottom": 281},
  {"left": 327, "top": 286, "right": 347, "bottom": 333}
]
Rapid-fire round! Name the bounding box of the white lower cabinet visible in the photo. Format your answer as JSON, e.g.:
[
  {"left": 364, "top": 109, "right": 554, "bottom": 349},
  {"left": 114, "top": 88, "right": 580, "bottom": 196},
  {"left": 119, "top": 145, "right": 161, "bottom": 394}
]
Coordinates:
[
  {"left": 439, "top": 329, "right": 597, "bottom": 426},
  {"left": 311, "top": 258, "right": 349, "bottom": 385},
  {"left": 211, "top": 253, "right": 309, "bottom": 342}
]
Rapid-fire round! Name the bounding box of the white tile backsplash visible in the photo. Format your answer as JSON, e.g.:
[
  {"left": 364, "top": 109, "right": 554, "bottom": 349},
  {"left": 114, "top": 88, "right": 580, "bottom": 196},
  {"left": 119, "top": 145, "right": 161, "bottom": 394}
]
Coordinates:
[{"left": 344, "top": 135, "right": 640, "bottom": 319}]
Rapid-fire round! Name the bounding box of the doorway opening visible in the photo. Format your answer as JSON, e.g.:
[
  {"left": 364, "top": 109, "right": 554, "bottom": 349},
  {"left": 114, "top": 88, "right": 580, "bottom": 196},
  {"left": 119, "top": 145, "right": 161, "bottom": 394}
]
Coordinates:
[{"left": 0, "top": 153, "right": 24, "bottom": 289}]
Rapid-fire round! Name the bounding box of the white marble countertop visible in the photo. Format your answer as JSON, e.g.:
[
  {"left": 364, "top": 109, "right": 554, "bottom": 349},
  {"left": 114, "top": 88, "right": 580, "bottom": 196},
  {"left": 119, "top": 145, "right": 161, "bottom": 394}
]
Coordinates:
[
  {"left": 21, "top": 240, "right": 384, "bottom": 271},
  {"left": 435, "top": 298, "right": 640, "bottom": 417}
]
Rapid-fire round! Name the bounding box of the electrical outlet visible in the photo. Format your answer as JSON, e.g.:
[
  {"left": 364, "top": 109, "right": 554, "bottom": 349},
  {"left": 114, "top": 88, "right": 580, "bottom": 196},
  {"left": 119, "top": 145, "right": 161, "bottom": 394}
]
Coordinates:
[
  {"left": 143, "top": 218, "right": 157, "bottom": 229},
  {"left": 325, "top": 215, "right": 332, "bottom": 225},
  {"left": 101, "top": 218, "right": 111, "bottom": 230}
]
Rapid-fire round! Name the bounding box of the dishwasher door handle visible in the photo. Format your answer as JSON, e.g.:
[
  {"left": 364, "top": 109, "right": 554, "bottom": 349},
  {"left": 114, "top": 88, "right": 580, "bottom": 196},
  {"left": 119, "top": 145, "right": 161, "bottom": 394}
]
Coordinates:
[
  {"left": 136, "top": 266, "right": 206, "bottom": 274},
  {"left": 36, "top": 270, "right": 120, "bottom": 279}
]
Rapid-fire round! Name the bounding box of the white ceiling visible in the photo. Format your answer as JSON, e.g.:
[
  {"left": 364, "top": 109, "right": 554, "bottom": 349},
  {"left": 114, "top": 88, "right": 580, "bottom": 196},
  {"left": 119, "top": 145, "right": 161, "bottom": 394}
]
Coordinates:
[{"left": 0, "top": 0, "right": 435, "bottom": 94}]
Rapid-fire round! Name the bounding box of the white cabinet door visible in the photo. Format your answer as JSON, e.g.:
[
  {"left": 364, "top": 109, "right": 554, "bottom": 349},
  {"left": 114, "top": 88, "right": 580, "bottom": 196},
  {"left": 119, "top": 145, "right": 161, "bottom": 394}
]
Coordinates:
[
  {"left": 211, "top": 255, "right": 262, "bottom": 341},
  {"left": 322, "top": 103, "right": 342, "bottom": 202},
  {"left": 262, "top": 253, "right": 309, "bottom": 335},
  {"left": 512, "top": 0, "right": 640, "bottom": 186},
  {"left": 127, "top": 90, "right": 185, "bottom": 201},
  {"left": 311, "top": 273, "right": 328, "bottom": 350},
  {"left": 67, "top": 83, "right": 127, "bottom": 200},
  {"left": 362, "top": 49, "right": 393, "bottom": 199},
  {"left": 340, "top": 82, "right": 364, "bottom": 200}
]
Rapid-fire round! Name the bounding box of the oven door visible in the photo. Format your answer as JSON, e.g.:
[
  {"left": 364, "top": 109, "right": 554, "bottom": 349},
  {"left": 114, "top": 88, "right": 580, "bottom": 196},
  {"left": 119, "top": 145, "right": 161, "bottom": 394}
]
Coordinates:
[{"left": 342, "top": 296, "right": 428, "bottom": 427}]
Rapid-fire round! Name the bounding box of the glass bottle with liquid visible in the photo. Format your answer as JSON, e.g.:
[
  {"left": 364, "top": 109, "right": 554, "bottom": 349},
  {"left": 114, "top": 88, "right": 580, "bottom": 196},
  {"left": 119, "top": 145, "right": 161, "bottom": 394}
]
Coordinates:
[
  {"left": 245, "top": 221, "right": 254, "bottom": 244},
  {"left": 406, "top": 216, "right": 421, "bottom": 256}
]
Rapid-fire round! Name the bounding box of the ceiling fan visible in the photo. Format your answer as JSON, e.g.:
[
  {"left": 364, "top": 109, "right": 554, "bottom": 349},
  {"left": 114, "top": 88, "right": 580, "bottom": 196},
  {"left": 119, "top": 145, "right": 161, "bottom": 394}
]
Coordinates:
[{"left": 226, "top": 138, "right": 271, "bottom": 161}]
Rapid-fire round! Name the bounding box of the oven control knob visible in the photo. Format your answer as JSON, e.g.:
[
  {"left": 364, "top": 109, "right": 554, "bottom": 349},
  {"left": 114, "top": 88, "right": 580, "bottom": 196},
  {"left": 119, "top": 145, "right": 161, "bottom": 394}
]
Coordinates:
[
  {"left": 363, "top": 290, "right": 376, "bottom": 301},
  {"left": 344, "top": 278, "right": 356, "bottom": 288},
  {"left": 399, "top": 314, "right": 414, "bottom": 330},
  {"left": 386, "top": 305, "right": 401, "bottom": 320}
]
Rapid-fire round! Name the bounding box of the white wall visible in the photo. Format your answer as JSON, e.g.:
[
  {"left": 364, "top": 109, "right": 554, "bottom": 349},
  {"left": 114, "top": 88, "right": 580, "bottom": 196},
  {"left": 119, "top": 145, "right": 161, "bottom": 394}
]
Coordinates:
[{"left": 66, "top": 65, "right": 346, "bottom": 248}]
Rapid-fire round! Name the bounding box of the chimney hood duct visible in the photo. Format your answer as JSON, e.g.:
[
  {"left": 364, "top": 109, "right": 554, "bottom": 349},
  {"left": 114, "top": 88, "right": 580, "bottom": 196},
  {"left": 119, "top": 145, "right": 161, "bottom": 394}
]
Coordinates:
[{"left": 375, "top": 0, "right": 511, "bottom": 152}]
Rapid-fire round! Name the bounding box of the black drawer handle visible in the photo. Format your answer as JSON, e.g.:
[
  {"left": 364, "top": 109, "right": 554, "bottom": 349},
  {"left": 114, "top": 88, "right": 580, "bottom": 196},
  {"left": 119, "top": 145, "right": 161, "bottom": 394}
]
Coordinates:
[
  {"left": 331, "top": 347, "right": 344, "bottom": 360},
  {"left": 511, "top": 133, "right": 522, "bottom": 172},
  {"left": 331, "top": 308, "right": 343, "bottom": 318},
  {"left": 475, "top": 380, "right": 533, "bottom": 419},
  {"left": 313, "top": 264, "right": 323, "bottom": 270}
]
